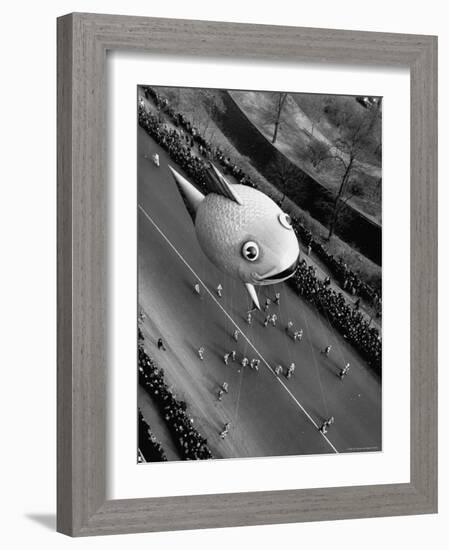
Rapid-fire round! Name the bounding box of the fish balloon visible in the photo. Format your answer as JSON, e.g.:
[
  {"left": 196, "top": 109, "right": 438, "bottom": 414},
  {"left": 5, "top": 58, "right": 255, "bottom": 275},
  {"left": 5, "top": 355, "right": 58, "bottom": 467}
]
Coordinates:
[{"left": 168, "top": 164, "right": 300, "bottom": 310}]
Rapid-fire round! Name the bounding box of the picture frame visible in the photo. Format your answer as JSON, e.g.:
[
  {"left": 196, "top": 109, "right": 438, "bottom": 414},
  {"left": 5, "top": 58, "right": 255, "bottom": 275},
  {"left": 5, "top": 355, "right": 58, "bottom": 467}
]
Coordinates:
[{"left": 57, "top": 12, "right": 437, "bottom": 536}]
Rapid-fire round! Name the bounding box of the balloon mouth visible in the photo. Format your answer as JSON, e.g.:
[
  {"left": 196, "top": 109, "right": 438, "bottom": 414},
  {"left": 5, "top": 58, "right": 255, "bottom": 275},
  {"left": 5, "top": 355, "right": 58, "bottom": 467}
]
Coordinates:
[{"left": 252, "top": 255, "right": 299, "bottom": 285}]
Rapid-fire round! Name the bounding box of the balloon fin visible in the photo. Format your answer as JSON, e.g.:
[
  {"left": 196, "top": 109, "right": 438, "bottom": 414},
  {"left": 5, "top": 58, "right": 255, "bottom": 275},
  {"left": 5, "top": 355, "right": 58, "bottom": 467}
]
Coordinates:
[
  {"left": 245, "top": 283, "right": 260, "bottom": 310},
  {"left": 207, "top": 164, "right": 242, "bottom": 205},
  {"left": 168, "top": 165, "right": 205, "bottom": 221}
]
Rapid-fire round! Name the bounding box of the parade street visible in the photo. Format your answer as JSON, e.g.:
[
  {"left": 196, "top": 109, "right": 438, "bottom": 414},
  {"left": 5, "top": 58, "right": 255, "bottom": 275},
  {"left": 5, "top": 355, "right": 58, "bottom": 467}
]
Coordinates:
[{"left": 138, "top": 126, "right": 381, "bottom": 460}]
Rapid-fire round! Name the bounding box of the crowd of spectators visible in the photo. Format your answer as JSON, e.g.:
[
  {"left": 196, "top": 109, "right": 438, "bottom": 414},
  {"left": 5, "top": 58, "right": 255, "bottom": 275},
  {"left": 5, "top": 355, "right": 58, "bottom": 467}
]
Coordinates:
[
  {"left": 138, "top": 345, "right": 213, "bottom": 460},
  {"left": 138, "top": 410, "right": 168, "bottom": 462},
  {"left": 139, "top": 104, "right": 210, "bottom": 193},
  {"left": 139, "top": 86, "right": 381, "bottom": 308},
  {"left": 289, "top": 260, "right": 381, "bottom": 373},
  {"left": 291, "top": 220, "right": 381, "bottom": 307}
]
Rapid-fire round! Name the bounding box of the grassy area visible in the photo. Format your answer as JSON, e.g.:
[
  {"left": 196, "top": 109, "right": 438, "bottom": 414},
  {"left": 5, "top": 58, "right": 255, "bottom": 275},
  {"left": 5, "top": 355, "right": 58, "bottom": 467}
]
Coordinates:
[
  {"left": 292, "top": 93, "right": 382, "bottom": 166},
  {"left": 231, "top": 90, "right": 382, "bottom": 224}
]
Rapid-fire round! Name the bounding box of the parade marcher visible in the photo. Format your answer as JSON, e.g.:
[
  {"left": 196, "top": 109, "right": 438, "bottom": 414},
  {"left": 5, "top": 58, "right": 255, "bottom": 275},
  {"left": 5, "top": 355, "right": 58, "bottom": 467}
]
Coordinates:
[
  {"left": 293, "top": 328, "right": 304, "bottom": 342},
  {"left": 246, "top": 312, "right": 252, "bottom": 325},
  {"left": 157, "top": 337, "right": 166, "bottom": 351},
  {"left": 319, "top": 416, "right": 334, "bottom": 434},
  {"left": 217, "top": 389, "right": 224, "bottom": 401},
  {"left": 286, "top": 320, "right": 294, "bottom": 335},
  {"left": 250, "top": 358, "right": 260, "bottom": 371},
  {"left": 263, "top": 315, "right": 270, "bottom": 328},
  {"left": 138, "top": 327, "right": 144, "bottom": 343},
  {"left": 138, "top": 310, "right": 146, "bottom": 324},
  {"left": 230, "top": 350, "right": 237, "bottom": 362},
  {"left": 339, "top": 363, "right": 351, "bottom": 380},
  {"left": 152, "top": 153, "right": 160, "bottom": 167},
  {"left": 194, "top": 283, "right": 201, "bottom": 295},
  {"left": 241, "top": 357, "right": 249, "bottom": 368},
  {"left": 264, "top": 297, "right": 271, "bottom": 311},
  {"left": 221, "top": 382, "right": 229, "bottom": 393},
  {"left": 322, "top": 345, "right": 332, "bottom": 356},
  {"left": 220, "top": 422, "right": 230, "bottom": 439},
  {"left": 216, "top": 283, "right": 223, "bottom": 298},
  {"left": 270, "top": 313, "right": 278, "bottom": 327},
  {"left": 286, "top": 362, "right": 296, "bottom": 379},
  {"left": 274, "top": 292, "right": 281, "bottom": 305},
  {"left": 198, "top": 347, "right": 205, "bottom": 360},
  {"left": 233, "top": 329, "right": 240, "bottom": 342},
  {"left": 274, "top": 365, "right": 283, "bottom": 377},
  {"left": 223, "top": 353, "right": 230, "bottom": 365}
]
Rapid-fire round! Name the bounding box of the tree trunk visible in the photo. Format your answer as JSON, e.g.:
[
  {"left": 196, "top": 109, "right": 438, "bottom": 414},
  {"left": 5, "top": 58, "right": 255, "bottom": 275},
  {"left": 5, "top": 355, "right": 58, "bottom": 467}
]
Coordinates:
[
  {"left": 272, "top": 120, "right": 280, "bottom": 144},
  {"left": 327, "top": 157, "right": 353, "bottom": 240},
  {"left": 327, "top": 200, "right": 341, "bottom": 240},
  {"left": 271, "top": 93, "right": 287, "bottom": 144}
]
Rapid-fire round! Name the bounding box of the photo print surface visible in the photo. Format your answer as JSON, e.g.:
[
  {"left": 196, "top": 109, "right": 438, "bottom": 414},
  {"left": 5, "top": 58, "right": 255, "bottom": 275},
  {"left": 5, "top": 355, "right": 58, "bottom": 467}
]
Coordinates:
[{"left": 137, "top": 86, "right": 382, "bottom": 462}]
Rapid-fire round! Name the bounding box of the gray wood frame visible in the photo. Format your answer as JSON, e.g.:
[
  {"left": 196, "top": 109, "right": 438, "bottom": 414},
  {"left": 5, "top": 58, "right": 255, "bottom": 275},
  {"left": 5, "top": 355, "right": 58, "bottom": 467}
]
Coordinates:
[{"left": 57, "top": 12, "right": 438, "bottom": 536}]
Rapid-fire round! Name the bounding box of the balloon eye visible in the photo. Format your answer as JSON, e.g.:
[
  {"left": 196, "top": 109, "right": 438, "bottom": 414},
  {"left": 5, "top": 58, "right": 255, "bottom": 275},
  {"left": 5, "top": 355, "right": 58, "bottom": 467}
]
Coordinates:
[
  {"left": 241, "top": 241, "right": 259, "bottom": 262},
  {"left": 279, "top": 212, "right": 293, "bottom": 229}
]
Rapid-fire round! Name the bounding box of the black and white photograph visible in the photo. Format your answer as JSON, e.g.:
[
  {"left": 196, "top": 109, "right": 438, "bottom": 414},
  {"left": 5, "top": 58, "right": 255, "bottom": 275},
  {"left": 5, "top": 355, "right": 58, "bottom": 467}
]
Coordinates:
[{"left": 136, "top": 85, "right": 382, "bottom": 462}]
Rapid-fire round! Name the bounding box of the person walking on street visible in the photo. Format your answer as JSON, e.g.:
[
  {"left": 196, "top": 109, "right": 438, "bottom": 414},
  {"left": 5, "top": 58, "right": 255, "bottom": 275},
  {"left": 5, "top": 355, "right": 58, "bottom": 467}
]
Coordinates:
[
  {"left": 250, "top": 358, "right": 260, "bottom": 371},
  {"left": 233, "top": 329, "right": 240, "bottom": 342},
  {"left": 198, "top": 346, "right": 205, "bottom": 360},
  {"left": 339, "top": 363, "right": 350, "bottom": 380},
  {"left": 274, "top": 364, "right": 283, "bottom": 377},
  {"left": 216, "top": 283, "right": 223, "bottom": 298},
  {"left": 286, "top": 362, "right": 296, "bottom": 379},
  {"left": 223, "top": 353, "right": 230, "bottom": 365},
  {"left": 157, "top": 338, "right": 166, "bottom": 351},
  {"left": 220, "top": 422, "right": 231, "bottom": 439},
  {"left": 319, "top": 416, "right": 334, "bottom": 434},
  {"left": 322, "top": 345, "right": 332, "bottom": 356}
]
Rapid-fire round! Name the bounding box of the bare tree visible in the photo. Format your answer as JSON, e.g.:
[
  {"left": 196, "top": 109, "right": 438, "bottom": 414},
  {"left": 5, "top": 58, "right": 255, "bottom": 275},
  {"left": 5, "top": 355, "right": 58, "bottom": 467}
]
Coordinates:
[
  {"left": 271, "top": 92, "right": 288, "bottom": 144},
  {"left": 309, "top": 105, "right": 381, "bottom": 240}
]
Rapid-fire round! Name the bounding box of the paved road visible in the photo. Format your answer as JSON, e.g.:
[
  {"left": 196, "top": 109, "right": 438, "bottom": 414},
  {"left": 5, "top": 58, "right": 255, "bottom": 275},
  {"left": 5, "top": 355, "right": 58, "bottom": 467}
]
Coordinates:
[{"left": 137, "top": 126, "right": 381, "bottom": 460}]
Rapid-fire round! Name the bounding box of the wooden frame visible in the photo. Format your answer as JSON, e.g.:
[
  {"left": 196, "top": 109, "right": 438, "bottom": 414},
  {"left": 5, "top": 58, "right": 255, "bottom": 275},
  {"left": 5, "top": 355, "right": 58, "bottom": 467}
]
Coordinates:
[{"left": 57, "top": 12, "right": 438, "bottom": 536}]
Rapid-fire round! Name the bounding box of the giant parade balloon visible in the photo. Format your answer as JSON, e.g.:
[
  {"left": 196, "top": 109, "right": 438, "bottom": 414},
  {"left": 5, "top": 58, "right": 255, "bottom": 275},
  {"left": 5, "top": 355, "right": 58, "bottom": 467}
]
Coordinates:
[{"left": 168, "top": 164, "right": 300, "bottom": 310}]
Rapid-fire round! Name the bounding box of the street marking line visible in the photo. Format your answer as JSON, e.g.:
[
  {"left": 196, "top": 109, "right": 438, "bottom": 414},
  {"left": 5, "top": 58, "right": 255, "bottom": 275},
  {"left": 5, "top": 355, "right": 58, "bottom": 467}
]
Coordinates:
[{"left": 138, "top": 204, "right": 339, "bottom": 454}]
